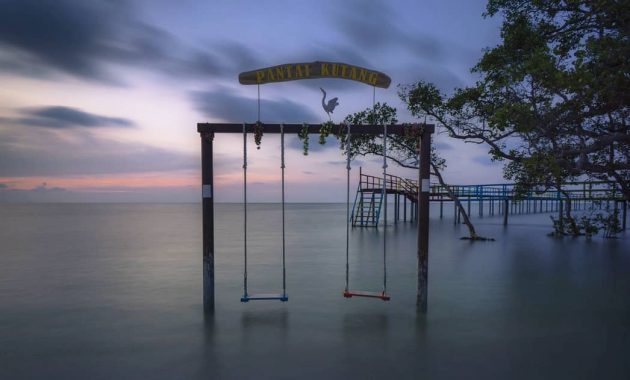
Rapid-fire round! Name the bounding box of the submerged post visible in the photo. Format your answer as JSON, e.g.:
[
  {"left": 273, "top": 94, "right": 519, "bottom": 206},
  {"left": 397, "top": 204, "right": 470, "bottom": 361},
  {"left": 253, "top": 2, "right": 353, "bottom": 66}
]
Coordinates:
[
  {"left": 503, "top": 198, "right": 509, "bottom": 226},
  {"left": 417, "top": 127, "right": 433, "bottom": 313},
  {"left": 623, "top": 201, "right": 627, "bottom": 231},
  {"left": 201, "top": 131, "right": 215, "bottom": 312}
]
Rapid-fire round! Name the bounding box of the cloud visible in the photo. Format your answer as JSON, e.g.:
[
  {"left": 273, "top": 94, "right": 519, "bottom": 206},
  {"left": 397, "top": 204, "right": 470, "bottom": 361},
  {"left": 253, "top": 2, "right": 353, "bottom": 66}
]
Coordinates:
[
  {"left": 326, "top": 159, "right": 366, "bottom": 166},
  {"left": 0, "top": 183, "right": 7, "bottom": 189},
  {"left": 471, "top": 154, "right": 500, "bottom": 166},
  {"left": 0, "top": 0, "right": 138, "bottom": 82},
  {"left": 333, "top": 0, "right": 444, "bottom": 60},
  {"left": 434, "top": 141, "right": 453, "bottom": 151},
  {"left": 0, "top": 0, "right": 260, "bottom": 84},
  {"left": 0, "top": 125, "right": 198, "bottom": 177},
  {"left": 0, "top": 182, "right": 200, "bottom": 203},
  {"left": 192, "top": 88, "right": 319, "bottom": 123},
  {"left": 8, "top": 106, "right": 135, "bottom": 129},
  {"left": 286, "top": 135, "right": 340, "bottom": 153},
  {"left": 0, "top": 182, "right": 68, "bottom": 202},
  {"left": 31, "top": 182, "right": 67, "bottom": 193}
]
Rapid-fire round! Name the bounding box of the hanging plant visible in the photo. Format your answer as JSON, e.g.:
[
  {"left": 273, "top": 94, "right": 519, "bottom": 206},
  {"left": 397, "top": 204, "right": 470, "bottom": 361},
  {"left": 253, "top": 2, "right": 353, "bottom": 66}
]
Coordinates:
[
  {"left": 403, "top": 123, "right": 423, "bottom": 140},
  {"left": 333, "top": 123, "right": 348, "bottom": 148},
  {"left": 319, "top": 121, "right": 334, "bottom": 145},
  {"left": 297, "top": 123, "right": 310, "bottom": 155},
  {"left": 253, "top": 121, "right": 263, "bottom": 149}
]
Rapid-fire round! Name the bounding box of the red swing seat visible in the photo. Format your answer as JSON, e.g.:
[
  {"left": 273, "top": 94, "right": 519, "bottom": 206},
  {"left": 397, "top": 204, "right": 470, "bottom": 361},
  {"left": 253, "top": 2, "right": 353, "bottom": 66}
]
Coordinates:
[{"left": 343, "top": 289, "right": 390, "bottom": 301}]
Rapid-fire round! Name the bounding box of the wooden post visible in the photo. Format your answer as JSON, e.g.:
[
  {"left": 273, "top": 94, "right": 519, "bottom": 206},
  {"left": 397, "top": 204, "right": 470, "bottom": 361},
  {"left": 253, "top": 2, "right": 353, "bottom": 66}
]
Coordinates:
[
  {"left": 558, "top": 198, "right": 564, "bottom": 232},
  {"left": 623, "top": 201, "right": 627, "bottom": 231},
  {"left": 395, "top": 194, "right": 399, "bottom": 224},
  {"left": 503, "top": 198, "right": 509, "bottom": 226},
  {"left": 467, "top": 197, "right": 471, "bottom": 216},
  {"left": 453, "top": 199, "right": 458, "bottom": 224},
  {"left": 477, "top": 186, "right": 483, "bottom": 218},
  {"left": 404, "top": 195, "right": 407, "bottom": 221},
  {"left": 201, "top": 131, "right": 215, "bottom": 313},
  {"left": 417, "top": 129, "right": 432, "bottom": 313}
]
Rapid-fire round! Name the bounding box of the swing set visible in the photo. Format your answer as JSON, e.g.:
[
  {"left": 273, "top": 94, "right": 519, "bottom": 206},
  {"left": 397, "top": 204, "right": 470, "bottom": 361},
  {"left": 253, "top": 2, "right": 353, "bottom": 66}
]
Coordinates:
[{"left": 197, "top": 61, "right": 434, "bottom": 312}]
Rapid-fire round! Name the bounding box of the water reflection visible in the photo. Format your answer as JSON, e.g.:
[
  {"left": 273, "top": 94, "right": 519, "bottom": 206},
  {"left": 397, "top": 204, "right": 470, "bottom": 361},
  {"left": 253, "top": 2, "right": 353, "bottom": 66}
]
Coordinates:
[
  {"left": 241, "top": 308, "right": 289, "bottom": 329},
  {"left": 0, "top": 203, "right": 628, "bottom": 379},
  {"left": 342, "top": 312, "right": 389, "bottom": 334}
]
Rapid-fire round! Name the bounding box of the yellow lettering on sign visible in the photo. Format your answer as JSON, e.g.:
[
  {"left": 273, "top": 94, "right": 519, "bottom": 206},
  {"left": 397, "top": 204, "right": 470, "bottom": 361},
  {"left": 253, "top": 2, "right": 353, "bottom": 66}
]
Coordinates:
[
  {"left": 340, "top": 64, "right": 348, "bottom": 78},
  {"left": 321, "top": 63, "right": 329, "bottom": 76},
  {"left": 239, "top": 62, "right": 389, "bottom": 88},
  {"left": 275, "top": 67, "right": 285, "bottom": 80},
  {"left": 359, "top": 69, "right": 368, "bottom": 82},
  {"left": 331, "top": 63, "right": 339, "bottom": 77},
  {"left": 368, "top": 72, "right": 378, "bottom": 85},
  {"left": 256, "top": 70, "right": 265, "bottom": 84},
  {"left": 350, "top": 66, "right": 357, "bottom": 80},
  {"left": 267, "top": 69, "right": 276, "bottom": 81}
]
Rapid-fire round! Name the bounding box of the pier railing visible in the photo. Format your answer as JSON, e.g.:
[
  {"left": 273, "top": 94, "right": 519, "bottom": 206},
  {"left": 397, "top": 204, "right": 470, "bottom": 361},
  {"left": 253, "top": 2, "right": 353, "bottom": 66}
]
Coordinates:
[
  {"left": 430, "top": 181, "right": 624, "bottom": 202},
  {"left": 354, "top": 171, "right": 627, "bottom": 228}
]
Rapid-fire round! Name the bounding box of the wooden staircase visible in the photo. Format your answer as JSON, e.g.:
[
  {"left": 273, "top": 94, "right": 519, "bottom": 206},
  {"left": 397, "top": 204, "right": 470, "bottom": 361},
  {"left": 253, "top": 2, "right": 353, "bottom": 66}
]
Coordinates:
[{"left": 351, "top": 172, "right": 418, "bottom": 227}]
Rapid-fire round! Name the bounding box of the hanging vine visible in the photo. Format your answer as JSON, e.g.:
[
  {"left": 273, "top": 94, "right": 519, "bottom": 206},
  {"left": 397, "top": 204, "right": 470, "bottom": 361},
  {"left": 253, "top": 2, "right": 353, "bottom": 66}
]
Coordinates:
[
  {"left": 298, "top": 123, "right": 310, "bottom": 155},
  {"left": 319, "top": 121, "right": 334, "bottom": 145},
  {"left": 333, "top": 122, "right": 348, "bottom": 149},
  {"left": 253, "top": 121, "right": 263, "bottom": 149}
]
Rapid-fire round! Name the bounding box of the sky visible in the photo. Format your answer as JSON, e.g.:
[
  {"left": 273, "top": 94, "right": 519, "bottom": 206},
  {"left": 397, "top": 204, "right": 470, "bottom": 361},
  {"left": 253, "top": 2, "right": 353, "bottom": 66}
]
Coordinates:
[{"left": 0, "top": 0, "right": 506, "bottom": 202}]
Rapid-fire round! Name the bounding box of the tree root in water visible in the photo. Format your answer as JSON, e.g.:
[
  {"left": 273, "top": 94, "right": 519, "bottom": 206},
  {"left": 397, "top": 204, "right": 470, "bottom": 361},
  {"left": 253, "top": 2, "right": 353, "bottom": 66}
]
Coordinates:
[{"left": 460, "top": 236, "right": 495, "bottom": 241}]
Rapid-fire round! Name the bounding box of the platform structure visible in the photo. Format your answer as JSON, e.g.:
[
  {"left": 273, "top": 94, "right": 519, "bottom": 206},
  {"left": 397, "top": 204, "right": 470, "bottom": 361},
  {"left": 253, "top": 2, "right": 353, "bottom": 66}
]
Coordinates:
[
  {"left": 198, "top": 122, "right": 435, "bottom": 313},
  {"left": 351, "top": 169, "right": 420, "bottom": 226},
  {"left": 352, "top": 171, "right": 627, "bottom": 230}
]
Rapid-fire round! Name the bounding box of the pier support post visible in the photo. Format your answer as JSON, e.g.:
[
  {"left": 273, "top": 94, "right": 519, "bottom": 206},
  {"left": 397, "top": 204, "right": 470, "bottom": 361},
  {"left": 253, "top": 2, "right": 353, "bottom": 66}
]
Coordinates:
[
  {"left": 503, "top": 199, "right": 509, "bottom": 226},
  {"left": 417, "top": 128, "right": 432, "bottom": 314},
  {"left": 404, "top": 196, "right": 407, "bottom": 221},
  {"left": 200, "top": 131, "right": 215, "bottom": 313},
  {"left": 623, "top": 201, "right": 627, "bottom": 231},
  {"left": 453, "top": 200, "right": 458, "bottom": 224}
]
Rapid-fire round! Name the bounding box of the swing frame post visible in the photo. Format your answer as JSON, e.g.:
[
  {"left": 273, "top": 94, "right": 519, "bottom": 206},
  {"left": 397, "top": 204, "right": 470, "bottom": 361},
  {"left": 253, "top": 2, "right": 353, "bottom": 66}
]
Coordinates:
[
  {"left": 417, "top": 128, "right": 432, "bottom": 314},
  {"left": 201, "top": 131, "right": 215, "bottom": 313}
]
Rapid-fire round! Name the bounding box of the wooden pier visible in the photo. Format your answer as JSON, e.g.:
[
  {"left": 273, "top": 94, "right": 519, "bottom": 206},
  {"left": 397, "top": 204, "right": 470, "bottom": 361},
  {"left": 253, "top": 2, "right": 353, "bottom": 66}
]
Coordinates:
[{"left": 353, "top": 171, "right": 628, "bottom": 230}]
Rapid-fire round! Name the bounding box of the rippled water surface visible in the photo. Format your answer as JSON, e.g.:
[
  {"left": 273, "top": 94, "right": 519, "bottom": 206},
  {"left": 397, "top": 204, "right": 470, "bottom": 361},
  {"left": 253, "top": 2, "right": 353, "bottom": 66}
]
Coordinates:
[{"left": 1, "top": 203, "right": 629, "bottom": 379}]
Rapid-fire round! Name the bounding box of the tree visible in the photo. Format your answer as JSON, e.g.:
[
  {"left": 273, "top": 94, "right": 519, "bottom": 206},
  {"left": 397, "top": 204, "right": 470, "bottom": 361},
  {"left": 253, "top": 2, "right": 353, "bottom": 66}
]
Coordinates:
[
  {"left": 399, "top": 0, "right": 630, "bottom": 201},
  {"left": 339, "top": 103, "right": 490, "bottom": 240}
]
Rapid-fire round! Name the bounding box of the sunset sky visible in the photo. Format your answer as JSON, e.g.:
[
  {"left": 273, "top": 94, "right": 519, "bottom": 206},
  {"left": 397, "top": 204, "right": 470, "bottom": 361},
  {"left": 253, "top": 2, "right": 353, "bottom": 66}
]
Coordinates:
[{"left": 0, "top": 0, "right": 505, "bottom": 202}]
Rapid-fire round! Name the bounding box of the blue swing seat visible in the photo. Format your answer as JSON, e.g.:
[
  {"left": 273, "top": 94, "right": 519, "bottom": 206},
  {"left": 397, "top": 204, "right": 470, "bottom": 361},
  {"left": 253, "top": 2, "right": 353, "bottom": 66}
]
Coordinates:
[
  {"left": 241, "top": 293, "right": 288, "bottom": 302},
  {"left": 343, "top": 289, "right": 390, "bottom": 301}
]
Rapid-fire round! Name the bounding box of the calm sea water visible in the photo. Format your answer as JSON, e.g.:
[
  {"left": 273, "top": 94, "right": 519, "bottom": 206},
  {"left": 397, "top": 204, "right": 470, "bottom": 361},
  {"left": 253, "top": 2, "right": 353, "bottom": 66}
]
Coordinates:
[{"left": 0, "top": 203, "right": 629, "bottom": 379}]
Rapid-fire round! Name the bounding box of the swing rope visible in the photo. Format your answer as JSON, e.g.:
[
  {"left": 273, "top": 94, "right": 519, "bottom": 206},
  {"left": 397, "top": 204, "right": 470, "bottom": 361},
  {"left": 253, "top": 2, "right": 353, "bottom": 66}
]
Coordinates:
[
  {"left": 342, "top": 86, "right": 390, "bottom": 301},
  {"left": 241, "top": 120, "right": 288, "bottom": 302},
  {"left": 345, "top": 123, "right": 351, "bottom": 293},
  {"left": 382, "top": 123, "right": 388, "bottom": 294},
  {"left": 281, "top": 123, "right": 287, "bottom": 298},
  {"left": 242, "top": 122, "right": 248, "bottom": 298}
]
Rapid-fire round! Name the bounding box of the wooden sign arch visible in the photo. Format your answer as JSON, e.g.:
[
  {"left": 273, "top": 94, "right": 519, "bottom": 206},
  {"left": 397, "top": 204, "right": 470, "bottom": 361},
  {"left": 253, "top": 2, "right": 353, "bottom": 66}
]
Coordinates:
[{"left": 238, "top": 61, "right": 391, "bottom": 88}]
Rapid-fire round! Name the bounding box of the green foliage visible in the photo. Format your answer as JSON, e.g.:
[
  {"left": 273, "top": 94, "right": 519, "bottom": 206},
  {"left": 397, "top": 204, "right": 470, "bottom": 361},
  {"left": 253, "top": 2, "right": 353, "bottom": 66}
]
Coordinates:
[
  {"left": 597, "top": 207, "right": 623, "bottom": 239},
  {"left": 253, "top": 121, "right": 263, "bottom": 150},
  {"left": 549, "top": 203, "right": 623, "bottom": 239},
  {"left": 399, "top": 0, "right": 630, "bottom": 201},
  {"left": 298, "top": 123, "right": 309, "bottom": 155},
  {"left": 319, "top": 121, "right": 334, "bottom": 145}
]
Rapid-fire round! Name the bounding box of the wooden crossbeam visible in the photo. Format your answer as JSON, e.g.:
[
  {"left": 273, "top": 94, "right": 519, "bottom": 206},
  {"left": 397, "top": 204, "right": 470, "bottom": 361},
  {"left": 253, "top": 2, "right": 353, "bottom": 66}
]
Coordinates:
[{"left": 197, "top": 123, "right": 434, "bottom": 135}]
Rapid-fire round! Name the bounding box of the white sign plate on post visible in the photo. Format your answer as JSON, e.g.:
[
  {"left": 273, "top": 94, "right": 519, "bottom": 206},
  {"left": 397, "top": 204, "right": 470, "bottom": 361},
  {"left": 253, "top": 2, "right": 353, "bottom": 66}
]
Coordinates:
[{"left": 202, "top": 185, "right": 212, "bottom": 198}]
